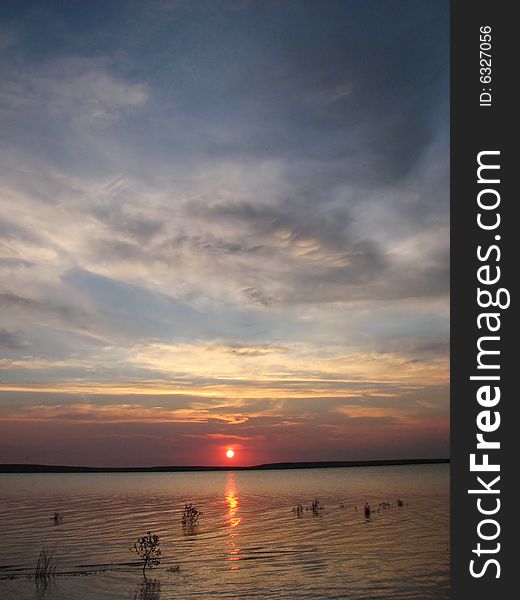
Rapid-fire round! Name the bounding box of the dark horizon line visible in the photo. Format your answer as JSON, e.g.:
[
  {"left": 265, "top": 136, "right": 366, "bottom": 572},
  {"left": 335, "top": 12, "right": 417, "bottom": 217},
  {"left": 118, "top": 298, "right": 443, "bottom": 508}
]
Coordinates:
[{"left": 0, "top": 457, "right": 449, "bottom": 474}]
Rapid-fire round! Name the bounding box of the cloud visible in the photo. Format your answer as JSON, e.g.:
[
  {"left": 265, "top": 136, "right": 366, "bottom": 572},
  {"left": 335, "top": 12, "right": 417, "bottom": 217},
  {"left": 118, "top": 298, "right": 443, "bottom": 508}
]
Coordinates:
[
  {"left": 0, "top": 329, "right": 29, "bottom": 349},
  {"left": 1, "top": 402, "right": 245, "bottom": 424},
  {"left": 0, "top": 0, "right": 449, "bottom": 465},
  {"left": 0, "top": 55, "right": 148, "bottom": 128},
  {"left": 0, "top": 291, "right": 87, "bottom": 323}
]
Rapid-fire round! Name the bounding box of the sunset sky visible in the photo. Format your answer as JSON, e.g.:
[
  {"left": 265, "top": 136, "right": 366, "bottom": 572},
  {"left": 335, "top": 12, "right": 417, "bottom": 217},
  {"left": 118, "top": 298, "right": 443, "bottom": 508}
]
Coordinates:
[{"left": 0, "top": 0, "right": 449, "bottom": 467}]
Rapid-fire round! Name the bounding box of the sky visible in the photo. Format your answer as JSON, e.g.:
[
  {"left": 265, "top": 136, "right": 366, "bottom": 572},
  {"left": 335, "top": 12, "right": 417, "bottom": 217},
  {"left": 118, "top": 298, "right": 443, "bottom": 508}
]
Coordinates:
[{"left": 0, "top": 0, "right": 449, "bottom": 467}]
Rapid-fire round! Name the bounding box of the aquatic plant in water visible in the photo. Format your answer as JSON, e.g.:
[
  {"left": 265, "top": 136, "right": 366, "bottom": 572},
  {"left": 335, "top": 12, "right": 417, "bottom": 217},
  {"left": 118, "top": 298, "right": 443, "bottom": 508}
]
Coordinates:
[
  {"left": 51, "top": 512, "right": 63, "bottom": 525},
  {"left": 310, "top": 498, "right": 323, "bottom": 516},
  {"left": 35, "top": 544, "right": 57, "bottom": 581},
  {"left": 132, "top": 532, "right": 161, "bottom": 576},
  {"left": 182, "top": 503, "right": 202, "bottom": 532}
]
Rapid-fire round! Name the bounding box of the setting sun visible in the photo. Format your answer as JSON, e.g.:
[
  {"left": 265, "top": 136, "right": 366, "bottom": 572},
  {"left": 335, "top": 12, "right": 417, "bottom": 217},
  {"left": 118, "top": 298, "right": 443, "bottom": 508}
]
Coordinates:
[{"left": 226, "top": 449, "right": 235, "bottom": 459}]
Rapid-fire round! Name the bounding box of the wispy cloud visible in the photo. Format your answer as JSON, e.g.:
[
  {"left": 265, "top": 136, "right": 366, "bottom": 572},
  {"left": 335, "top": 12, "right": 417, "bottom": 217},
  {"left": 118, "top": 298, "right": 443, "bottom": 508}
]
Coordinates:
[{"left": 0, "top": 0, "right": 449, "bottom": 465}]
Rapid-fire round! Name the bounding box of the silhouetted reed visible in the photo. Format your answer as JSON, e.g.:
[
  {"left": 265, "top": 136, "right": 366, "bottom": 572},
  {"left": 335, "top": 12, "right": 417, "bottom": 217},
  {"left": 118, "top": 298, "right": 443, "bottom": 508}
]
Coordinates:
[
  {"left": 292, "top": 503, "right": 304, "bottom": 518},
  {"left": 35, "top": 544, "right": 57, "bottom": 581},
  {"left": 310, "top": 498, "right": 323, "bottom": 516},
  {"left": 363, "top": 502, "right": 371, "bottom": 518}
]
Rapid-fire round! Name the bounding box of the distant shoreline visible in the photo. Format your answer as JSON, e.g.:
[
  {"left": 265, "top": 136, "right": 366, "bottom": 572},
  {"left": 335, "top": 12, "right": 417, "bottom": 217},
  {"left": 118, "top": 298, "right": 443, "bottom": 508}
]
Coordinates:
[{"left": 0, "top": 458, "right": 449, "bottom": 474}]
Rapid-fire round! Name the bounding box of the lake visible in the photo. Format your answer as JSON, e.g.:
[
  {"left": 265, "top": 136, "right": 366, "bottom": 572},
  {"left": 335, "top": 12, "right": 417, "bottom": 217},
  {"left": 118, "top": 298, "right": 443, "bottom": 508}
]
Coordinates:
[{"left": 0, "top": 464, "right": 449, "bottom": 599}]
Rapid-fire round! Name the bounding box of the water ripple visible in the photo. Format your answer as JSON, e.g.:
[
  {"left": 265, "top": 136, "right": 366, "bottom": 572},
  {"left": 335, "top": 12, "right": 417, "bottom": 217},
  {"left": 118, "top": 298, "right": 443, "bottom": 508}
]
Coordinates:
[{"left": 0, "top": 465, "right": 449, "bottom": 599}]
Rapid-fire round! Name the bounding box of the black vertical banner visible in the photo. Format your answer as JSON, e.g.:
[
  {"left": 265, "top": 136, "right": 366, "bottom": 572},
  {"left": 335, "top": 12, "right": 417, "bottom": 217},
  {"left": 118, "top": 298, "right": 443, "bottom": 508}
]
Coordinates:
[{"left": 451, "top": 0, "right": 516, "bottom": 597}]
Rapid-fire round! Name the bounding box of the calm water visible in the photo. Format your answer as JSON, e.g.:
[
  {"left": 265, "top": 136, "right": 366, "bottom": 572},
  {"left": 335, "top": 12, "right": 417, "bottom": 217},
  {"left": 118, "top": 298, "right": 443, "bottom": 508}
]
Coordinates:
[{"left": 0, "top": 465, "right": 449, "bottom": 599}]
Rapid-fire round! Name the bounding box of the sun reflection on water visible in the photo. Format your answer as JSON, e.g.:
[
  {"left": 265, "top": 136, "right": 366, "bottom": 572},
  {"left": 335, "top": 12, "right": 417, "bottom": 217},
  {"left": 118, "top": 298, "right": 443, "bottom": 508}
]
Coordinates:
[{"left": 225, "top": 472, "right": 241, "bottom": 569}]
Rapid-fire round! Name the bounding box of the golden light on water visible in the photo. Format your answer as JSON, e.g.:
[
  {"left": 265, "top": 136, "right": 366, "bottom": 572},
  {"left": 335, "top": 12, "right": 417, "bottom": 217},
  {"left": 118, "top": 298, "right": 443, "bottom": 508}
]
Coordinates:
[
  {"left": 226, "top": 473, "right": 240, "bottom": 528},
  {"left": 225, "top": 472, "right": 241, "bottom": 569}
]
